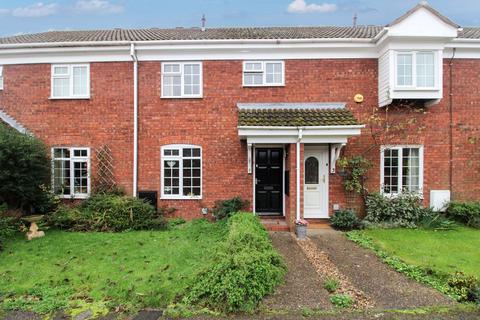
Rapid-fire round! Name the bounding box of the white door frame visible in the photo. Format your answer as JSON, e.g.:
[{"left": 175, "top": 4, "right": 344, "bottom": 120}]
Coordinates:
[
  {"left": 303, "top": 145, "right": 329, "bottom": 218},
  {"left": 252, "top": 144, "right": 286, "bottom": 216}
]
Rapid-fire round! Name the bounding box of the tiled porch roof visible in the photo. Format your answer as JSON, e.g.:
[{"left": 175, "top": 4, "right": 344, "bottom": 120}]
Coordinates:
[{"left": 238, "top": 105, "right": 359, "bottom": 127}]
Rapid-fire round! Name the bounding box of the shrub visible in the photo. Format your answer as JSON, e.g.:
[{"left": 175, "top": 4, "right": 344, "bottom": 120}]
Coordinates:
[
  {"left": 447, "top": 272, "right": 479, "bottom": 302},
  {"left": 446, "top": 202, "right": 480, "bottom": 228},
  {"left": 337, "top": 156, "right": 372, "bottom": 194},
  {"left": 167, "top": 217, "right": 186, "bottom": 229},
  {"left": 418, "top": 211, "right": 458, "bottom": 230},
  {"left": 45, "top": 194, "right": 166, "bottom": 232},
  {"left": 184, "top": 212, "right": 286, "bottom": 313},
  {"left": 0, "top": 125, "right": 52, "bottom": 213},
  {"left": 212, "top": 197, "right": 249, "bottom": 220},
  {"left": 0, "top": 216, "right": 17, "bottom": 251},
  {"left": 323, "top": 277, "right": 340, "bottom": 293},
  {"left": 365, "top": 192, "right": 430, "bottom": 227},
  {"left": 330, "top": 210, "right": 360, "bottom": 230},
  {"left": 330, "top": 294, "right": 353, "bottom": 308}
]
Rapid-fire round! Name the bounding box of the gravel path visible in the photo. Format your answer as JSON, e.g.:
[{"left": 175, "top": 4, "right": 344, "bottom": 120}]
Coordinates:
[
  {"left": 309, "top": 231, "right": 454, "bottom": 309},
  {"left": 261, "top": 232, "right": 332, "bottom": 311}
]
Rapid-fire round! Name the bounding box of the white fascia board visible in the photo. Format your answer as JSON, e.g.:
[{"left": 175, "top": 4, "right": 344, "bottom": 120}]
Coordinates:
[
  {"left": 238, "top": 125, "right": 364, "bottom": 140},
  {"left": 246, "top": 136, "right": 349, "bottom": 144}
]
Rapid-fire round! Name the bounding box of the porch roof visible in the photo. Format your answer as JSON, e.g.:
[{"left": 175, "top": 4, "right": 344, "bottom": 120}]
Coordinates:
[{"left": 237, "top": 103, "right": 359, "bottom": 127}]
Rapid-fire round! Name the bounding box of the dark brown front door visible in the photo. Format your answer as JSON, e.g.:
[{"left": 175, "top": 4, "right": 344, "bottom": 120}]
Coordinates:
[{"left": 255, "top": 148, "right": 283, "bottom": 215}]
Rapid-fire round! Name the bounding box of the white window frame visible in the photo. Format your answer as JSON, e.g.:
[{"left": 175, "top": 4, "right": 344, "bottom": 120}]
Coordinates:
[
  {"left": 0, "top": 66, "right": 3, "bottom": 90},
  {"left": 50, "top": 64, "right": 90, "bottom": 99},
  {"left": 51, "top": 147, "right": 91, "bottom": 199},
  {"left": 243, "top": 61, "right": 285, "bottom": 87},
  {"left": 161, "top": 62, "right": 203, "bottom": 99},
  {"left": 394, "top": 51, "right": 437, "bottom": 90},
  {"left": 380, "top": 145, "right": 424, "bottom": 197},
  {"left": 160, "top": 144, "right": 202, "bottom": 200}
]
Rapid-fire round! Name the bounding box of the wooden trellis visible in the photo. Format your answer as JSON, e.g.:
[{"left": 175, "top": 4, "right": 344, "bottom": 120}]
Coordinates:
[{"left": 94, "top": 145, "right": 116, "bottom": 193}]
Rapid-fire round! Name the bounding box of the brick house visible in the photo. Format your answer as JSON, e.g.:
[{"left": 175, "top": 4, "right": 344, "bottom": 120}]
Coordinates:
[{"left": 1, "top": 2, "right": 479, "bottom": 230}]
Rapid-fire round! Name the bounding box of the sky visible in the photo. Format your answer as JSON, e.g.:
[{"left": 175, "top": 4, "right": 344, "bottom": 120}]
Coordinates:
[{"left": 0, "top": 0, "right": 480, "bottom": 37}]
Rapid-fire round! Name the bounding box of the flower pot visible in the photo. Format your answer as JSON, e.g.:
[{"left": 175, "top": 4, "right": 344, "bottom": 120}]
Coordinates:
[{"left": 296, "top": 224, "right": 307, "bottom": 239}]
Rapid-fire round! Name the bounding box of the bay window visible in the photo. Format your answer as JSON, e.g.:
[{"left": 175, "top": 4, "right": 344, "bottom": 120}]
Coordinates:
[
  {"left": 381, "top": 146, "right": 423, "bottom": 195},
  {"left": 51, "top": 64, "right": 90, "bottom": 99},
  {"left": 52, "top": 147, "right": 90, "bottom": 198},
  {"left": 161, "top": 62, "right": 202, "bottom": 98},
  {"left": 161, "top": 145, "right": 202, "bottom": 199}
]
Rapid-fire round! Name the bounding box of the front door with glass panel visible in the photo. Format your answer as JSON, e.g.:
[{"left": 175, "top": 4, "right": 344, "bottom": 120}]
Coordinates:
[
  {"left": 304, "top": 146, "right": 329, "bottom": 218},
  {"left": 255, "top": 148, "right": 283, "bottom": 215}
]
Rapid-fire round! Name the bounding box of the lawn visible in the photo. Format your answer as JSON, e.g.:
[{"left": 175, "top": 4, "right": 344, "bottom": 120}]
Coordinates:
[
  {"left": 360, "top": 227, "right": 480, "bottom": 278},
  {"left": 0, "top": 219, "right": 227, "bottom": 314}
]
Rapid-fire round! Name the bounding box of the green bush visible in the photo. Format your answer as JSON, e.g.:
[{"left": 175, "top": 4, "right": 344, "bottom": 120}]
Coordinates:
[
  {"left": 323, "top": 277, "right": 340, "bottom": 293},
  {"left": 418, "top": 211, "right": 458, "bottom": 230},
  {"left": 365, "top": 192, "right": 430, "bottom": 228},
  {"left": 446, "top": 202, "right": 480, "bottom": 228},
  {"left": 0, "top": 125, "right": 53, "bottom": 213},
  {"left": 0, "top": 216, "right": 17, "bottom": 251},
  {"left": 330, "top": 294, "right": 353, "bottom": 308},
  {"left": 45, "top": 194, "right": 166, "bottom": 232},
  {"left": 330, "top": 210, "right": 360, "bottom": 230},
  {"left": 212, "top": 197, "right": 249, "bottom": 220},
  {"left": 184, "top": 212, "right": 286, "bottom": 313},
  {"left": 447, "top": 272, "right": 479, "bottom": 302}
]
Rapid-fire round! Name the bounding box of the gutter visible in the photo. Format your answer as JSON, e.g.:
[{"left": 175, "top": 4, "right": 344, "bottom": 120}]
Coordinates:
[
  {"left": 130, "top": 43, "right": 138, "bottom": 197},
  {"left": 237, "top": 125, "right": 365, "bottom": 130},
  {"left": 0, "top": 37, "right": 374, "bottom": 50}
]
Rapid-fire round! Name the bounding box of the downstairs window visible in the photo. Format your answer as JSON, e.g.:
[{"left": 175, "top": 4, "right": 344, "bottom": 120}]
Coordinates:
[
  {"left": 52, "top": 147, "right": 90, "bottom": 198},
  {"left": 381, "top": 146, "right": 423, "bottom": 195},
  {"left": 161, "top": 145, "right": 202, "bottom": 199}
]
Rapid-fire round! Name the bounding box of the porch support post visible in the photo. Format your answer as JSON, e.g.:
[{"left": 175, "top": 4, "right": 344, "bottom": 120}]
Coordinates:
[
  {"left": 247, "top": 143, "right": 252, "bottom": 174},
  {"left": 296, "top": 128, "right": 303, "bottom": 221}
]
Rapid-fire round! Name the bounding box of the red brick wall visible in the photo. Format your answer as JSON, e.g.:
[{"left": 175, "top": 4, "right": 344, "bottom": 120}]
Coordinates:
[{"left": 1, "top": 58, "right": 480, "bottom": 222}]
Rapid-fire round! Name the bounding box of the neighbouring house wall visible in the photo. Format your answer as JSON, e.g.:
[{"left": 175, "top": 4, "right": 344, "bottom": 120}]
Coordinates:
[{"left": 1, "top": 59, "right": 480, "bottom": 220}]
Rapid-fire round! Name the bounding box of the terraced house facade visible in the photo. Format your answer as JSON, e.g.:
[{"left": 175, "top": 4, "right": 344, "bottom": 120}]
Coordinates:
[{"left": 1, "top": 2, "right": 480, "bottom": 230}]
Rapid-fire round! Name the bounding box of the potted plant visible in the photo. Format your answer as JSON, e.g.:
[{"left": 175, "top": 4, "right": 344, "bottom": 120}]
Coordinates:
[{"left": 295, "top": 219, "right": 308, "bottom": 239}]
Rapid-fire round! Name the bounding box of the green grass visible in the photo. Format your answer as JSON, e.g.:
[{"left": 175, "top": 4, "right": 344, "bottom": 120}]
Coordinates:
[
  {"left": 0, "top": 219, "right": 227, "bottom": 314},
  {"left": 360, "top": 227, "right": 480, "bottom": 278}
]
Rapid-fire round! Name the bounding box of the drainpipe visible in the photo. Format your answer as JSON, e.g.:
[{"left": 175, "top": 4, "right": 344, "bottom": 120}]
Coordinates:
[
  {"left": 130, "top": 43, "right": 138, "bottom": 197},
  {"left": 448, "top": 48, "right": 456, "bottom": 197},
  {"left": 296, "top": 128, "right": 303, "bottom": 221}
]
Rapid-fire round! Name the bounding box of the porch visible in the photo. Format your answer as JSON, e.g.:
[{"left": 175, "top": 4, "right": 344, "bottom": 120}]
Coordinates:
[{"left": 237, "top": 102, "right": 364, "bottom": 230}]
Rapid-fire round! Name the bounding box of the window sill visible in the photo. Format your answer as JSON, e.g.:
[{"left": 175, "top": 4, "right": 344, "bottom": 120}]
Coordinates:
[
  {"left": 58, "top": 194, "right": 89, "bottom": 199},
  {"left": 393, "top": 87, "right": 439, "bottom": 92},
  {"left": 160, "top": 96, "right": 203, "bottom": 99},
  {"left": 49, "top": 96, "right": 91, "bottom": 100},
  {"left": 161, "top": 196, "right": 202, "bottom": 200},
  {"left": 243, "top": 84, "right": 285, "bottom": 88}
]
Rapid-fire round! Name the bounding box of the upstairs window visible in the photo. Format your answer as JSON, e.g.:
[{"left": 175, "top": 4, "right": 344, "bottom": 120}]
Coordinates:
[
  {"left": 52, "top": 147, "right": 90, "bottom": 198},
  {"left": 396, "top": 51, "right": 435, "bottom": 89},
  {"left": 161, "top": 62, "right": 202, "bottom": 98},
  {"left": 243, "top": 61, "right": 284, "bottom": 87},
  {"left": 51, "top": 64, "right": 90, "bottom": 99},
  {"left": 161, "top": 145, "right": 202, "bottom": 199},
  {"left": 0, "top": 66, "right": 3, "bottom": 90},
  {"left": 381, "top": 146, "right": 423, "bottom": 196}
]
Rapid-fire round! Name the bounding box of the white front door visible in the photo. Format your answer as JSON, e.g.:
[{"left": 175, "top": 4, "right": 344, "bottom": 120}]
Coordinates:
[{"left": 304, "top": 146, "right": 329, "bottom": 218}]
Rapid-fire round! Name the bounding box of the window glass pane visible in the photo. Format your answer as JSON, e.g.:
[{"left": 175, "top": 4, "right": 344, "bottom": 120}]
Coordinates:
[
  {"left": 164, "top": 64, "right": 180, "bottom": 73},
  {"left": 244, "top": 73, "right": 263, "bottom": 85},
  {"left": 183, "top": 64, "right": 201, "bottom": 96},
  {"left": 53, "top": 148, "right": 70, "bottom": 159},
  {"left": 53, "top": 77, "right": 70, "bottom": 97},
  {"left": 265, "top": 63, "right": 282, "bottom": 84},
  {"left": 305, "top": 157, "right": 319, "bottom": 184},
  {"left": 163, "top": 75, "right": 181, "bottom": 97},
  {"left": 163, "top": 160, "right": 180, "bottom": 195},
  {"left": 192, "top": 148, "right": 201, "bottom": 157},
  {"left": 53, "top": 160, "right": 70, "bottom": 195},
  {"left": 402, "top": 148, "right": 420, "bottom": 192},
  {"left": 73, "top": 66, "right": 88, "bottom": 96},
  {"left": 53, "top": 66, "right": 69, "bottom": 75},
  {"left": 244, "top": 62, "right": 262, "bottom": 71},
  {"left": 0, "top": 66, "right": 3, "bottom": 90},
  {"left": 417, "top": 52, "right": 435, "bottom": 87},
  {"left": 73, "top": 161, "right": 88, "bottom": 194},
  {"left": 383, "top": 148, "right": 399, "bottom": 193},
  {"left": 397, "top": 54, "right": 413, "bottom": 86}
]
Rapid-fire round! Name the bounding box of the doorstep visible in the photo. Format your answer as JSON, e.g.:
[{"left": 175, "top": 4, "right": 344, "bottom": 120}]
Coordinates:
[
  {"left": 260, "top": 216, "right": 290, "bottom": 232},
  {"left": 305, "top": 218, "right": 332, "bottom": 230}
]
